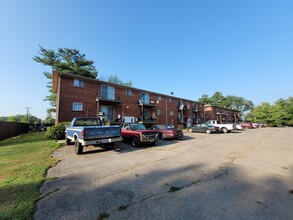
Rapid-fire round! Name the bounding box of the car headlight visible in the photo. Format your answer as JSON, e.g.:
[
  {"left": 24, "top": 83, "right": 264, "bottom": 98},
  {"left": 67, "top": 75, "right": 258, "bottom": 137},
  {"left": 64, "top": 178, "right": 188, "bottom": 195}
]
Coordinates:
[{"left": 142, "top": 134, "right": 147, "bottom": 138}]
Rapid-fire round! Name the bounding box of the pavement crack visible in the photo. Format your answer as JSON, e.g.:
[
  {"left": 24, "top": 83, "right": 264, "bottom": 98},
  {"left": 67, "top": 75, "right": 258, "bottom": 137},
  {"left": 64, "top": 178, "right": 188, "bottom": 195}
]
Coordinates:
[
  {"left": 256, "top": 201, "right": 270, "bottom": 213},
  {"left": 117, "top": 168, "right": 229, "bottom": 212},
  {"left": 117, "top": 191, "right": 165, "bottom": 211}
]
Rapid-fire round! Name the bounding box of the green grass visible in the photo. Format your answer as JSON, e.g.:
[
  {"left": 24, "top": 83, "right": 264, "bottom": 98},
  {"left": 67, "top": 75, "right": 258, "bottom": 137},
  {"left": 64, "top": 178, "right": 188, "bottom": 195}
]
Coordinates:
[{"left": 0, "top": 132, "right": 61, "bottom": 220}]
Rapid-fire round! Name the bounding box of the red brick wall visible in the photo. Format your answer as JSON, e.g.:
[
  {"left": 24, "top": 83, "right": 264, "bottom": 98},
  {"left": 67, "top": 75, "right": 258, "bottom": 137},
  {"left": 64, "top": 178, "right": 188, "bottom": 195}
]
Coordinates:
[
  {"left": 57, "top": 76, "right": 100, "bottom": 122},
  {"left": 54, "top": 73, "right": 239, "bottom": 126}
]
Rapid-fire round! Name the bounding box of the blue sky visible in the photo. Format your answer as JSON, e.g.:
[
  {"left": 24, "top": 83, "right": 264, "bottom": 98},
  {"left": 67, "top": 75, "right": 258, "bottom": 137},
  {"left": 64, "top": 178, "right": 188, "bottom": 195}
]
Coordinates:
[{"left": 1, "top": 0, "right": 292, "bottom": 120}]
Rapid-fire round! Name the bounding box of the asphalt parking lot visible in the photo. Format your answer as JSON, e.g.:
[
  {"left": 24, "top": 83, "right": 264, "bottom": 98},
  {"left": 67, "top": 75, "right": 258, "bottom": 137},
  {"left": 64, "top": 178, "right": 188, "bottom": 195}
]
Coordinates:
[{"left": 34, "top": 128, "right": 293, "bottom": 220}]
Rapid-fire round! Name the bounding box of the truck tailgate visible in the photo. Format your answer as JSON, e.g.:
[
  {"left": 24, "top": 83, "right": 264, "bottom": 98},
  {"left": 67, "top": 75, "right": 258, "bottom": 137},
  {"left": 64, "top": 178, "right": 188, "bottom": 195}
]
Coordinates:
[{"left": 84, "top": 126, "right": 121, "bottom": 140}]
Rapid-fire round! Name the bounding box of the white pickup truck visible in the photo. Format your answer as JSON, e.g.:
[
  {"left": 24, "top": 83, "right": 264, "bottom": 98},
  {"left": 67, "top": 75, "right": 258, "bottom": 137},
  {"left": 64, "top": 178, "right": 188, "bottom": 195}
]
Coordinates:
[{"left": 205, "top": 120, "right": 235, "bottom": 133}]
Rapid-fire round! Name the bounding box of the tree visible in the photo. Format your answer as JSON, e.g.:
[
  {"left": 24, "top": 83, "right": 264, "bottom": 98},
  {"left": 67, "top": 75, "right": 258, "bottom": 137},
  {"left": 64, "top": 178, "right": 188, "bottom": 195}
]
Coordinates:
[
  {"left": 107, "top": 75, "right": 133, "bottom": 87},
  {"left": 45, "top": 109, "right": 55, "bottom": 124},
  {"left": 5, "top": 114, "right": 42, "bottom": 124},
  {"left": 198, "top": 92, "right": 254, "bottom": 115},
  {"left": 247, "top": 102, "right": 271, "bottom": 123},
  {"left": 225, "top": 95, "right": 254, "bottom": 113},
  {"left": 198, "top": 94, "right": 210, "bottom": 104},
  {"left": 210, "top": 92, "right": 226, "bottom": 107},
  {"left": 248, "top": 97, "right": 293, "bottom": 126},
  {"left": 0, "top": 117, "right": 8, "bottom": 122},
  {"left": 34, "top": 46, "right": 98, "bottom": 111}
]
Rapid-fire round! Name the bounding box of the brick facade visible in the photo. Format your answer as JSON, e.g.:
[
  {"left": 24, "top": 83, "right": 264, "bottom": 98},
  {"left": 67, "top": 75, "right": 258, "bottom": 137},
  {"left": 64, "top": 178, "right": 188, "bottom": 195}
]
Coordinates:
[
  {"left": 52, "top": 71, "right": 240, "bottom": 127},
  {"left": 204, "top": 105, "right": 240, "bottom": 123}
]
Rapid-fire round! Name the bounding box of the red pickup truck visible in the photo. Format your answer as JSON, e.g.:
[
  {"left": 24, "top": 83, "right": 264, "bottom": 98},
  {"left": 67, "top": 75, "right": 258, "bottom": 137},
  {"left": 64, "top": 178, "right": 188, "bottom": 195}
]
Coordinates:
[{"left": 121, "top": 123, "right": 159, "bottom": 147}]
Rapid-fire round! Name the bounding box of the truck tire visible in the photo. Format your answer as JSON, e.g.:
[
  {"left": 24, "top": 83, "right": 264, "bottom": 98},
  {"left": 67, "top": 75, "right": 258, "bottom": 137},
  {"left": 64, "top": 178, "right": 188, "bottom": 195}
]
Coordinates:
[
  {"left": 65, "top": 135, "right": 71, "bottom": 145},
  {"left": 161, "top": 133, "right": 167, "bottom": 140},
  {"left": 131, "top": 137, "right": 141, "bottom": 147},
  {"left": 75, "top": 138, "right": 83, "bottom": 155},
  {"left": 221, "top": 127, "right": 228, "bottom": 133},
  {"left": 107, "top": 143, "right": 115, "bottom": 150},
  {"left": 150, "top": 141, "right": 156, "bottom": 146}
]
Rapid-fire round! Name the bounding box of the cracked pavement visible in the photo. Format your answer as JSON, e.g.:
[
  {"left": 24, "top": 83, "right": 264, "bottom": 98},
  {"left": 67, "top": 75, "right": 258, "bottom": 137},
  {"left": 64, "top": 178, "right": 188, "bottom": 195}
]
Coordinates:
[{"left": 34, "top": 128, "right": 293, "bottom": 220}]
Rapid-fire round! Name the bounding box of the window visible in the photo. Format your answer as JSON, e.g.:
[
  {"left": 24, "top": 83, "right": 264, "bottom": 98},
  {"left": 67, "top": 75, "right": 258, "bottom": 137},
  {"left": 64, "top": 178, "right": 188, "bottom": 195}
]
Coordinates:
[
  {"left": 169, "top": 111, "right": 173, "bottom": 116},
  {"left": 157, "top": 109, "right": 162, "bottom": 116},
  {"left": 143, "top": 109, "right": 150, "bottom": 120},
  {"left": 140, "top": 93, "right": 150, "bottom": 104},
  {"left": 169, "top": 97, "right": 172, "bottom": 103},
  {"left": 101, "top": 85, "right": 115, "bottom": 100},
  {"left": 126, "top": 89, "right": 132, "bottom": 96},
  {"left": 72, "top": 102, "right": 83, "bottom": 111},
  {"left": 73, "top": 79, "right": 84, "bottom": 88},
  {"left": 178, "top": 112, "right": 183, "bottom": 122},
  {"left": 178, "top": 100, "right": 184, "bottom": 110},
  {"left": 157, "top": 96, "right": 161, "bottom": 101}
]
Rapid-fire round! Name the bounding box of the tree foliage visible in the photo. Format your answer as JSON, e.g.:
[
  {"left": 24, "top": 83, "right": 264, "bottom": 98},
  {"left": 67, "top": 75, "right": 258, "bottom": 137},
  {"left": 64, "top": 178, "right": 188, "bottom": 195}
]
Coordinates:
[
  {"left": 198, "top": 92, "right": 254, "bottom": 115},
  {"left": 247, "top": 97, "right": 293, "bottom": 126},
  {"left": 34, "top": 46, "right": 98, "bottom": 110},
  {"left": 46, "top": 122, "right": 70, "bottom": 140},
  {"left": 107, "top": 75, "right": 133, "bottom": 87},
  {"left": 34, "top": 46, "right": 98, "bottom": 78},
  {"left": 0, "top": 114, "right": 42, "bottom": 124}
]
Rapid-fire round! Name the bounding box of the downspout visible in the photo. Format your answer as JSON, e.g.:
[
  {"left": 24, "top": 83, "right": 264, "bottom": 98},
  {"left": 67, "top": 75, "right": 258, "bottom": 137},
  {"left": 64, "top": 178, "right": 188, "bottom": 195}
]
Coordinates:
[
  {"left": 56, "top": 73, "right": 61, "bottom": 125},
  {"left": 166, "top": 97, "right": 168, "bottom": 124}
]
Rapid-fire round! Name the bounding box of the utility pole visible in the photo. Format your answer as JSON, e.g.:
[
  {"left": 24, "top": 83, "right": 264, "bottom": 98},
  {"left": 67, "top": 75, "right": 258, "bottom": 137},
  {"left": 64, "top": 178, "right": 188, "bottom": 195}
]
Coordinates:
[{"left": 24, "top": 107, "right": 31, "bottom": 122}]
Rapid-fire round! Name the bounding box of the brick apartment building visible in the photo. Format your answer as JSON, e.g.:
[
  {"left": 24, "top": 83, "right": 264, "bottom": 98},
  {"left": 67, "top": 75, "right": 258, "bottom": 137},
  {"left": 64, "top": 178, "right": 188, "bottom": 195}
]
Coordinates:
[{"left": 52, "top": 71, "right": 240, "bottom": 127}]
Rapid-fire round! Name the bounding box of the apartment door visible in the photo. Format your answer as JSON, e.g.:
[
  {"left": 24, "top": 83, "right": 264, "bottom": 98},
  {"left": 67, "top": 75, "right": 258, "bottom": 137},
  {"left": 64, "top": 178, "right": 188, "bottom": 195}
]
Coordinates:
[{"left": 100, "top": 105, "right": 114, "bottom": 121}]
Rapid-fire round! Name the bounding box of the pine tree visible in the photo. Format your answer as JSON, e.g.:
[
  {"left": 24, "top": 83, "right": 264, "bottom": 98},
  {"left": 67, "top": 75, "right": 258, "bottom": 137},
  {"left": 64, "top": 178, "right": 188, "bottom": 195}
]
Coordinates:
[{"left": 34, "top": 46, "right": 98, "bottom": 112}]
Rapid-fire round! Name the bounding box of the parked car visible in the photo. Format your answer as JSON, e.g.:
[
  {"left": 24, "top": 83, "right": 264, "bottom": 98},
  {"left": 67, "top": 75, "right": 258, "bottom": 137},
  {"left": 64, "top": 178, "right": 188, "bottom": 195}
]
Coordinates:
[
  {"left": 150, "top": 124, "right": 184, "bottom": 140},
  {"left": 240, "top": 122, "right": 253, "bottom": 129},
  {"left": 121, "top": 123, "right": 159, "bottom": 147},
  {"left": 257, "top": 122, "right": 269, "bottom": 127},
  {"left": 29, "top": 125, "right": 47, "bottom": 132},
  {"left": 252, "top": 123, "right": 259, "bottom": 128},
  {"left": 190, "top": 124, "right": 220, "bottom": 134},
  {"left": 235, "top": 123, "right": 243, "bottom": 130}
]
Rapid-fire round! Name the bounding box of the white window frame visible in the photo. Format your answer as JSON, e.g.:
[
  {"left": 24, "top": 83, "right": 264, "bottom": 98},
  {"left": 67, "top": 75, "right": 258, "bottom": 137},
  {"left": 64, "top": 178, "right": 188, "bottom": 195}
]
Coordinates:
[
  {"left": 73, "top": 79, "right": 84, "bottom": 88},
  {"left": 169, "top": 111, "right": 174, "bottom": 116},
  {"left": 126, "top": 89, "right": 132, "bottom": 96},
  {"left": 72, "top": 102, "right": 83, "bottom": 111}
]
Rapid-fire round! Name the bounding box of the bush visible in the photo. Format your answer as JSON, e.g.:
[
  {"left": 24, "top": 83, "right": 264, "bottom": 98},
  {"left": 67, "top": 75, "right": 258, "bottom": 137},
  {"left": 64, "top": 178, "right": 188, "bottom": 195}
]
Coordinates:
[{"left": 46, "top": 122, "right": 69, "bottom": 140}]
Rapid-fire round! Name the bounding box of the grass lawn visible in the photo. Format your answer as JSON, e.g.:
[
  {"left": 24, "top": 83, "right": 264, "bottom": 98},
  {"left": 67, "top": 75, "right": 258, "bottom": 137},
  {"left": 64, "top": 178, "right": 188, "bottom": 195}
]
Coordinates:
[{"left": 0, "top": 132, "right": 61, "bottom": 220}]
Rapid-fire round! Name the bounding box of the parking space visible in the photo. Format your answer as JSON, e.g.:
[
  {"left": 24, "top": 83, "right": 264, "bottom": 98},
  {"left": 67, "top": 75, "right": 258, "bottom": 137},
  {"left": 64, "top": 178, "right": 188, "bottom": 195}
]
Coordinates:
[{"left": 35, "top": 128, "right": 293, "bottom": 220}]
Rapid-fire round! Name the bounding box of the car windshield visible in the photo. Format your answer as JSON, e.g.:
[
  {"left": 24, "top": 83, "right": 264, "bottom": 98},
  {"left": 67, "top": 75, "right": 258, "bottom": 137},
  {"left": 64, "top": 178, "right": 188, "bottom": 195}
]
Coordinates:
[{"left": 130, "top": 124, "right": 146, "bottom": 130}]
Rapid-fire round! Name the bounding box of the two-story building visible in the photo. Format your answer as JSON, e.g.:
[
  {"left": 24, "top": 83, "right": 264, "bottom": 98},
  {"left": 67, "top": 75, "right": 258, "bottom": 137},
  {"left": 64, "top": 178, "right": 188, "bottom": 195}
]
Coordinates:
[
  {"left": 52, "top": 71, "right": 239, "bottom": 127},
  {"left": 204, "top": 104, "right": 240, "bottom": 123}
]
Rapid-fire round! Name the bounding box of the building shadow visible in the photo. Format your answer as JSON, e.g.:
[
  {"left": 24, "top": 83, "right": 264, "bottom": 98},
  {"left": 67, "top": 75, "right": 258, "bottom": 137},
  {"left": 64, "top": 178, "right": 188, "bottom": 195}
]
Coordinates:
[{"left": 33, "top": 160, "right": 293, "bottom": 220}]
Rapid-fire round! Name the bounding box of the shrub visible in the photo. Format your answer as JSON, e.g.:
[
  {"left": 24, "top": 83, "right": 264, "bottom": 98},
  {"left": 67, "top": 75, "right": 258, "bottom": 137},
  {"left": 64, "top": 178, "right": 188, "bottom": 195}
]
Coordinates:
[{"left": 46, "top": 122, "right": 69, "bottom": 140}]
